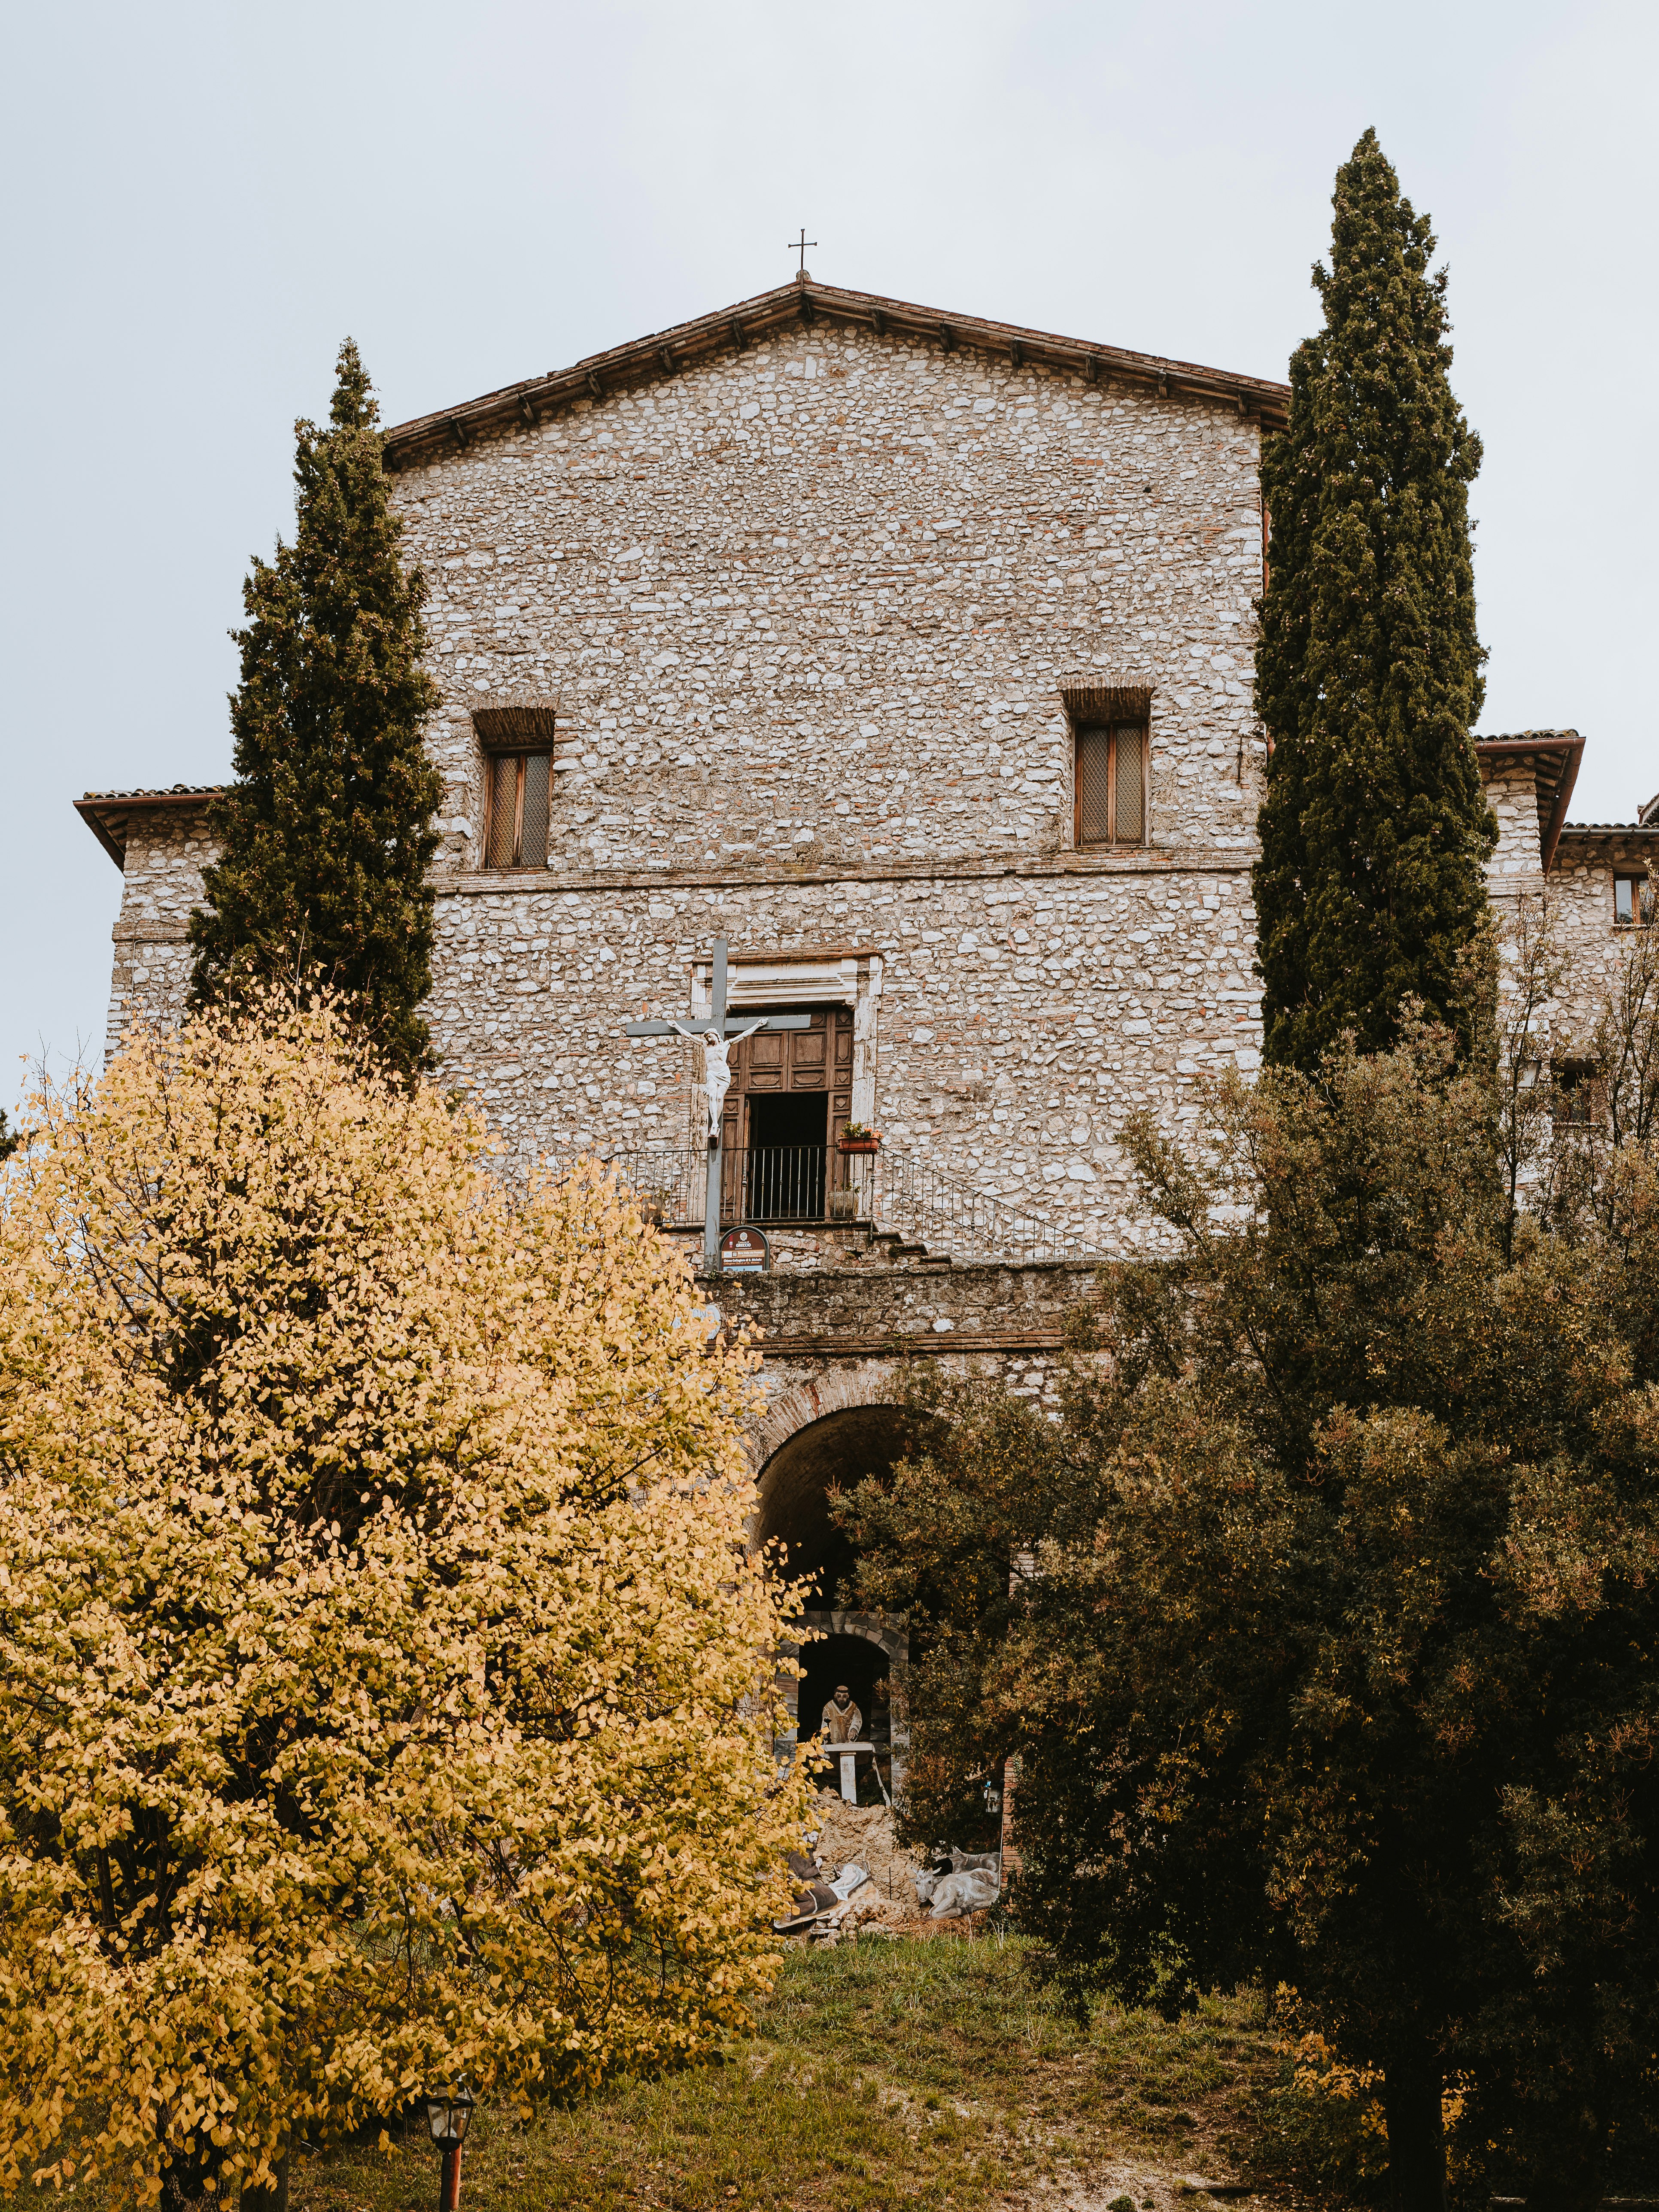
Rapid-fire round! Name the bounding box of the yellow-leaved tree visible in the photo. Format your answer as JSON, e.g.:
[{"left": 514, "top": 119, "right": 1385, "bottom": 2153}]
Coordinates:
[{"left": 0, "top": 994, "right": 808, "bottom": 2209}]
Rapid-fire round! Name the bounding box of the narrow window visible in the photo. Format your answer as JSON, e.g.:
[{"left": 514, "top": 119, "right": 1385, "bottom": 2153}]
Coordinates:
[
  {"left": 1074, "top": 721, "right": 1148, "bottom": 847},
  {"left": 1614, "top": 873, "right": 1650, "bottom": 927},
  {"left": 485, "top": 751, "right": 551, "bottom": 868},
  {"left": 1553, "top": 1058, "right": 1598, "bottom": 1127}
]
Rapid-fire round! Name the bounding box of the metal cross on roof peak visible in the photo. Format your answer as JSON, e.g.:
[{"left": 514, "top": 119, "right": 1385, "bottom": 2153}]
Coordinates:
[{"left": 789, "top": 228, "right": 817, "bottom": 277}]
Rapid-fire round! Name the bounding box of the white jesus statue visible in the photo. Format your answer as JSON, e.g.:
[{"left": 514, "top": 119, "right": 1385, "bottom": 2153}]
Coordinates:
[{"left": 666, "top": 1018, "right": 767, "bottom": 1142}]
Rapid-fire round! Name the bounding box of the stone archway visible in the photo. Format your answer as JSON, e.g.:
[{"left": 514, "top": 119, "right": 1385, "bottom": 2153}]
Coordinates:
[{"left": 753, "top": 1385, "right": 913, "bottom": 1798}]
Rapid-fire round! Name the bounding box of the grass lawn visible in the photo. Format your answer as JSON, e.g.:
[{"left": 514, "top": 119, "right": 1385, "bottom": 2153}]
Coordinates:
[{"left": 293, "top": 1937, "right": 1321, "bottom": 2212}]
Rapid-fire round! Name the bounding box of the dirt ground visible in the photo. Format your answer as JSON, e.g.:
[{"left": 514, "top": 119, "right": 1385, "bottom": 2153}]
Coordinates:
[{"left": 800, "top": 1798, "right": 1009, "bottom": 1942}]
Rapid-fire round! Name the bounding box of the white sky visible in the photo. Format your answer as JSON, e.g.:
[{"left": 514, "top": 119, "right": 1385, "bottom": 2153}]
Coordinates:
[{"left": 3, "top": 0, "right": 1654, "bottom": 1090}]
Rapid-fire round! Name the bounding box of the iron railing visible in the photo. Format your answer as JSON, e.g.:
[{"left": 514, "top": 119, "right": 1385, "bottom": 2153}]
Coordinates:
[{"left": 600, "top": 1143, "right": 1095, "bottom": 1265}]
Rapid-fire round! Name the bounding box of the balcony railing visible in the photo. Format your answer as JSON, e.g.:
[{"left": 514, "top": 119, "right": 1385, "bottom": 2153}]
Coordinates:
[{"left": 600, "top": 1143, "right": 1095, "bottom": 1266}]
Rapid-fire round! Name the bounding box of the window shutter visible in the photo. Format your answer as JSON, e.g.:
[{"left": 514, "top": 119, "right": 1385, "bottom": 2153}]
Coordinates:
[
  {"left": 484, "top": 752, "right": 552, "bottom": 866},
  {"left": 487, "top": 757, "right": 519, "bottom": 868},
  {"left": 1076, "top": 728, "right": 1112, "bottom": 844},
  {"left": 1113, "top": 722, "right": 1145, "bottom": 842},
  {"left": 520, "top": 752, "right": 550, "bottom": 865}
]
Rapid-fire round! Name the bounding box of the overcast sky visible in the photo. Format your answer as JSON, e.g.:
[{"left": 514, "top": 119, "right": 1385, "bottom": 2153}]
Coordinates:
[{"left": 3, "top": 0, "right": 1654, "bottom": 1092}]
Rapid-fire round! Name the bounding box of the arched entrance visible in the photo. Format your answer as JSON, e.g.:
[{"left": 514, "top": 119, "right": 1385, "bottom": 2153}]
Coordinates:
[{"left": 754, "top": 1401, "right": 912, "bottom": 1801}]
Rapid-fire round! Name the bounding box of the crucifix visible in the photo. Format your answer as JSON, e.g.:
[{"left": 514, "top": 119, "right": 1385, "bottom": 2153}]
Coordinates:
[
  {"left": 624, "top": 938, "right": 809, "bottom": 1270},
  {"left": 788, "top": 228, "right": 817, "bottom": 276}
]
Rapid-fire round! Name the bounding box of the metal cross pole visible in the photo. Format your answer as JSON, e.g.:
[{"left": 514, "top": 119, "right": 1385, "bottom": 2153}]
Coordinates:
[
  {"left": 788, "top": 228, "right": 817, "bottom": 276},
  {"left": 623, "top": 938, "right": 808, "bottom": 1271}
]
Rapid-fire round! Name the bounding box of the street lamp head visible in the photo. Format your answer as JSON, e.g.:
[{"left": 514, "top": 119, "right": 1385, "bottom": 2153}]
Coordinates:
[{"left": 425, "top": 2084, "right": 476, "bottom": 2150}]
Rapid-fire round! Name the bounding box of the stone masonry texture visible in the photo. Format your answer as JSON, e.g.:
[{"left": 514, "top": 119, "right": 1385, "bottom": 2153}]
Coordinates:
[
  {"left": 103, "top": 309, "right": 1270, "bottom": 1254},
  {"left": 94, "top": 299, "right": 1649, "bottom": 1266}
]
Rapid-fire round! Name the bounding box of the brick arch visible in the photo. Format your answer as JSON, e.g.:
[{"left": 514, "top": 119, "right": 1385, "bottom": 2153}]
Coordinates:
[
  {"left": 753, "top": 1376, "right": 915, "bottom": 1787},
  {"left": 743, "top": 1359, "right": 905, "bottom": 1477}
]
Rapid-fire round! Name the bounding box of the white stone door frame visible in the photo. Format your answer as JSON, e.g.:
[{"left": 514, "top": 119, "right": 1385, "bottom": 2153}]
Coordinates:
[{"left": 690, "top": 949, "right": 883, "bottom": 1128}]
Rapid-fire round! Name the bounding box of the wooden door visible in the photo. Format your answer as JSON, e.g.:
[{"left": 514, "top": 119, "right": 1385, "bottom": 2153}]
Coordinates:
[
  {"left": 718, "top": 1007, "right": 855, "bottom": 1217},
  {"left": 717, "top": 1008, "right": 854, "bottom": 1145}
]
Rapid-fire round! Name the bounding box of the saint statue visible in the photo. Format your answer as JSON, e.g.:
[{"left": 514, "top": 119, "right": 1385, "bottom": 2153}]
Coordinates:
[
  {"left": 665, "top": 1018, "right": 767, "bottom": 1142},
  {"left": 821, "top": 1684, "right": 863, "bottom": 1744}
]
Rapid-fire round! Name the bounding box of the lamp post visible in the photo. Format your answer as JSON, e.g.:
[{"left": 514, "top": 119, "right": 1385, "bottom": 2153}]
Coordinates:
[{"left": 425, "top": 2084, "right": 475, "bottom": 2212}]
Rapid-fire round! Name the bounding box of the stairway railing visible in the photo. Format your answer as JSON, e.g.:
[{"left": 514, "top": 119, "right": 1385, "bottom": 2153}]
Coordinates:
[{"left": 598, "top": 1143, "right": 1096, "bottom": 1265}]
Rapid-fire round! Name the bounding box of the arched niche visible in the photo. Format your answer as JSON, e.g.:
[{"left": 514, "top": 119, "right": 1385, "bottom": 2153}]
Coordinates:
[{"left": 755, "top": 1403, "right": 912, "bottom": 1793}]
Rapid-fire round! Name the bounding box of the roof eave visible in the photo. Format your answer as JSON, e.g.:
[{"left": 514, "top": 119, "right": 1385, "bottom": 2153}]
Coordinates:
[
  {"left": 75, "top": 787, "right": 223, "bottom": 869},
  {"left": 1474, "top": 732, "right": 1585, "bottom": 872},
  {"left": 382, "top": 278, "right": 1292, "bottom": 471},
  {"left": 74, "top": 797, "right": 126, "bottom": 867}
]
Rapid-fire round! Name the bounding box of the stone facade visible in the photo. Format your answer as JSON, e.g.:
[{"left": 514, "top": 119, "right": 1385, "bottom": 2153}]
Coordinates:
[
  {"left": 1481, "top": 750, "right": 1656, "bottom": 1053},
  {"left": 79, "top": 282, "right": 1654, "bottom": 1742},
  {"left": 85, "top": 291, "right": 1654, "bottom": 1252},
  {"left": 91, "top": 281, "right": 1282, "bottom": 1251}
]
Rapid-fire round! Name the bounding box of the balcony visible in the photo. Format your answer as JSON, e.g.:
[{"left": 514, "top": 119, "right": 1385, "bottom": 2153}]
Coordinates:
[
  {"left": 603, "top": 1143, "right": 1092, "bottom": 1266},
  {"left": 616, "top": 1145, "right": 868, "bottom": 1228}
]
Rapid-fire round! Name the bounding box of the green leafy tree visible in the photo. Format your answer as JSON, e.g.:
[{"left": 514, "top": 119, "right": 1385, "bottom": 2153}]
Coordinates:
[
  {"left": 188, "top": 342, "right": 442, "bottom": 1074},
  {"left": 1254, "top": 131, "right": 1495, "bottom": 1070},
  {"left": 844, "top": 1004, "right": 1659, "bottom": 2212}
]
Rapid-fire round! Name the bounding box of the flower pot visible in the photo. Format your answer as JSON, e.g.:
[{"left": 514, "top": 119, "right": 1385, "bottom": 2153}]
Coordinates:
[{"left": 838, "top": 1139, "right": 880, "bottom": 1155}]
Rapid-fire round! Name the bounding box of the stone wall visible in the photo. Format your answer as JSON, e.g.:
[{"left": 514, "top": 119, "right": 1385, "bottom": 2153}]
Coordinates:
[
  {"left": 1484, "top": 764, "right": 1638, "bottom": 1053},
  {"left": 429, "top": 856, "right": 1259, "bottom": 1246},
  {"left": 106, "top": 808, "right": 213, "bottom": 1048},
  {"left": 711, "top": 1255, "right": 1098, "bottom": 1353},
  {"left": 1545, "top": 835, "right": 1644, "bottom": 1049},
  {"left": 101, "top": 765, "right": 1646, "bottom": 1257},
  {"left": 1485, "top": 766, "right": 1544, "bottom": 884},
  {"left": 391, "top": 317, "right": 1268, "bottom": 876},
  {"left": 90, "top": 311, "right": 1648, "bottom": 1260},
  {"left": 394, "top": 319, "right": 1270, "bottom": 1247}
]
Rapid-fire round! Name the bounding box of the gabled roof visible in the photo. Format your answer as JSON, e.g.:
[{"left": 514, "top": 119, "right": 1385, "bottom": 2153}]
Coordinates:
[
  {"left": 1474, "top": 732, "right": 1582, "bottom": 872},
  {"left": 382, "top": 276, "right": 1291, "bottom": 472}
]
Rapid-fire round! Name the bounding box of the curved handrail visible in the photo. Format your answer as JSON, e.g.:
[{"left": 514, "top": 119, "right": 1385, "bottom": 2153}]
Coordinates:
[{"left": 595, "top": 1142, "right": 1099, "bottom": 1265}]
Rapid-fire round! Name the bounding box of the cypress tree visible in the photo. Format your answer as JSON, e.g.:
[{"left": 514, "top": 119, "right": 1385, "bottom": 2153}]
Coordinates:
[
  {"left": 1254, "top": 130, "right": 1495, "bottom": 1070},
  {"left": 188, "top": 341, "right": 442, "bottom": 1074}
]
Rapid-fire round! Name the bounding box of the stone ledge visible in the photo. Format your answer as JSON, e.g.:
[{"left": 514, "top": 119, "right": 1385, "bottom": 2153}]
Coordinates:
[
  {"left": 710, "top": 1258, "right": 1100, "bottom": 1356},
  {"left": 736, "top": 1328, "right": 1073, "bottom": 1358},
  {"left": 432, "top": 845, "right": 1259, "bottom": 896},
  {"left": 708, "top": 1257, "right": 1102, "bottom": 1289}
]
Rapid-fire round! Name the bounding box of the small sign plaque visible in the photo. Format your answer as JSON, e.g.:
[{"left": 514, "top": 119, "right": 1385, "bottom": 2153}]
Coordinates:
[{"left": 718, "top": 1224, "right": 771, "bottom": 1274}]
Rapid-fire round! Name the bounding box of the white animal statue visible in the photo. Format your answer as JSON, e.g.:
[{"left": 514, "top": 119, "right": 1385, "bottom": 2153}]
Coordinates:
[{"left": 913, "top": 1850, "right": 1001, "bottom": 1918}]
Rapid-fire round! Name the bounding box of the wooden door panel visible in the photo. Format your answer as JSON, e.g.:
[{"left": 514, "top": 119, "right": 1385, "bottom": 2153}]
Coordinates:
[
  {"left": 747, "top": 1030, "right": 786, "bottom": 1089},
  {"left": 790, "top": 1023, "right": 827, "bottom": 1088},
  {"left": 727, "top": 1006, "right": 856, "bottom": 1133}
]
